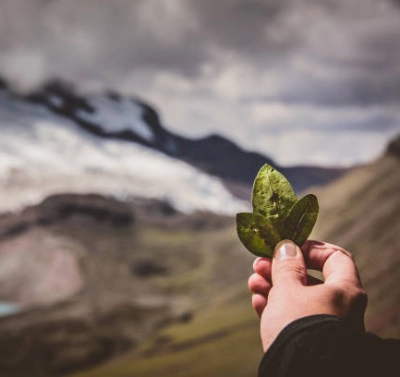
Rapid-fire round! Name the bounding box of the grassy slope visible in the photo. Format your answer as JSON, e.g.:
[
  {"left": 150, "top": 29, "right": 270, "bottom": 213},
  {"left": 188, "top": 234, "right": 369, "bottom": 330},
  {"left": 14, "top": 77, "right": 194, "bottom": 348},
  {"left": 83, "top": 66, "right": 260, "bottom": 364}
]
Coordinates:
[
  {"left": 70, "top": 153, "right": 400, "bottom": 377},
  {"left": 312, "top": 153, "right": 400, "bottom": 337},
  {"left": 68, "top": 221, "right": 263, "bottom": 377},
  {"left": 72, "top": 289, "right": 262, "bottom": 377}
]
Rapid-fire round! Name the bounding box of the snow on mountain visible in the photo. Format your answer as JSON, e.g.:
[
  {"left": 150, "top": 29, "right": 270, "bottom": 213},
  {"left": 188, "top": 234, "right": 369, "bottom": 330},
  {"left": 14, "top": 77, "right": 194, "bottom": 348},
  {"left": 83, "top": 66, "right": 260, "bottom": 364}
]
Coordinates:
[
  {"left": 0, "top": 90, "right": 249, "bottom": 215},
  {"left": 75, "top": 93, "right": 155, "bottom": 142},
  {"left": 22, "top": 80, "right": 349, "bottom": 196}
]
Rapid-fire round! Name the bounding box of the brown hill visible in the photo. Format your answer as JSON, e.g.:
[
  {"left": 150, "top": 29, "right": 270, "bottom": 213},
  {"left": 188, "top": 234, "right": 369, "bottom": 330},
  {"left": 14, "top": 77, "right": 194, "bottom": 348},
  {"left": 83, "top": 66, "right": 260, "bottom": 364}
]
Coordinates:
[
  {"left": 0, "top": 194, "right": 244, "bottom": 377},
  {"left": 0, "top": 136, "right": 398, "bottom": 377}
]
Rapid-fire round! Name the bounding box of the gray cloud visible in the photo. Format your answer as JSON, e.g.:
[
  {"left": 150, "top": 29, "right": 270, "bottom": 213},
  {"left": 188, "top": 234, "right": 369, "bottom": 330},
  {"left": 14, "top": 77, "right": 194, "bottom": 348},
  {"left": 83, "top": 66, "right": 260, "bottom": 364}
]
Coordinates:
[
  {"left": 1, "top": 0, "right": 399, "bottom": 106},
  {"left": 0, "top": 0, "right": 210, "bottom": 86},
  {"left": 0, "top": 0, "right": 399, "bottom": 166},
  {"left": 187, "top": 0, "right": 293, "bottom": 55}
]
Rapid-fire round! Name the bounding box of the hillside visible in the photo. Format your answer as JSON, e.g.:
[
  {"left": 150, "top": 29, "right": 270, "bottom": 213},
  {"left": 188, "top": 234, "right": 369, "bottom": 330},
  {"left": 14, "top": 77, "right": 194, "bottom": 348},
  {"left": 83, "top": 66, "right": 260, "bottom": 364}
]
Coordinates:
[
  {"left": 312, "top": 135, "right": 400, "bottom": 337},
  {"left": 0, "top": 136, "right": 397, "bottom": 377},
  {"left": 66, "top": 135, "right": 400, "bottom": 377},
  {"left": 0, "top": 194, "right": 256, "bottom": 377}
]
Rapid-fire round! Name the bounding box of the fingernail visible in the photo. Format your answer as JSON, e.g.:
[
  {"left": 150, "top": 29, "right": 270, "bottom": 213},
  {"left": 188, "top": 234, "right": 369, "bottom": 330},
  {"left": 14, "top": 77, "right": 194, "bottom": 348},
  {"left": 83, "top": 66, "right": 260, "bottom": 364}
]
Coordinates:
[{"left": 274, "top": 241, "right": 299, "bottom": 260}]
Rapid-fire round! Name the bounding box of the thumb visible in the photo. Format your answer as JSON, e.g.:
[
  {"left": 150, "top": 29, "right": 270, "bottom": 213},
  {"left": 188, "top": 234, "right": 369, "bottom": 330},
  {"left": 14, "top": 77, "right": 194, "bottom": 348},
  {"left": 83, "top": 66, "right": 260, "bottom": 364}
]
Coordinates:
[{"left": 272, "top": 240, "right": 307, "bottom": 286}]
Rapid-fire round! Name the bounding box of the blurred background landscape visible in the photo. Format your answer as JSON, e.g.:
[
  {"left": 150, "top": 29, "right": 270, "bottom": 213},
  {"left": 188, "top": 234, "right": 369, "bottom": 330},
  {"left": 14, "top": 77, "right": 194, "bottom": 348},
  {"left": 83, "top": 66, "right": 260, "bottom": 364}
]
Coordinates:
[{"left": 0, "top": 1, "right": 399, "bottom": 376}]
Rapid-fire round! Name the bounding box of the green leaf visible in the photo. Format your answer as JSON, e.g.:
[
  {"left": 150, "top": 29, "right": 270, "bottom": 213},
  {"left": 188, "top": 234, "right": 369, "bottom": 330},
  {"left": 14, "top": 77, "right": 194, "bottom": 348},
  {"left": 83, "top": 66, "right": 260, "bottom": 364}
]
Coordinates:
[
  {"left": 252, "top": 164, "right": 297, "bottom": 232},
  {"left": 236, "top": 164, "right": 319, "bottom": 257},
  {"left": 236, "top": 212, "right": 281, "bottom": 258},
  {"left": 282, "top": 194, "right": 319, "bottom": 246}
]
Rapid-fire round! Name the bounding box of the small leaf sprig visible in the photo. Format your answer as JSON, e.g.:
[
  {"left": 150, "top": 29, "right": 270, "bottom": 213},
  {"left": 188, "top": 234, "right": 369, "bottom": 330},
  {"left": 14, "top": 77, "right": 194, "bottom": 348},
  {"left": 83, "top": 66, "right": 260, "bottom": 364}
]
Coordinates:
[{"left": 236, "top": 164, "right": 319, "bottom": 258}]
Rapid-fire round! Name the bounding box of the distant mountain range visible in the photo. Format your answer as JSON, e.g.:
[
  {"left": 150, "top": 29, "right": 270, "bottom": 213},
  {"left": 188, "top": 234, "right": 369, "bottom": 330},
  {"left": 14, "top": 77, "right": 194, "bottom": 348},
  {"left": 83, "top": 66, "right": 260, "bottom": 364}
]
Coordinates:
[
  {"left": 0, "top": 76, "right": 348, "bottom": 215},
  {"left": 0, "top": 79, "right": 246, "bottom": 215}
]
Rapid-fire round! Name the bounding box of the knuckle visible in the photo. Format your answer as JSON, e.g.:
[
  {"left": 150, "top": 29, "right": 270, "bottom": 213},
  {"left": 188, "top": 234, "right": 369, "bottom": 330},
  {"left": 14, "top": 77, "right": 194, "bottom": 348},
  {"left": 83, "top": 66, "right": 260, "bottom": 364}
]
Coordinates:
[
  {"left": 278, "top": 263, "right": 307, "bottom": 283},
  {"left": 248, "top": 273, "right": 269, "bottom": 293},
  {"left": 331, "top": 285, "right": 367, "bottom": 308},
  {"left": 352, "top": 287, "right": 368, "bottom": 306},
  {"left": 247, "top": 273, "right": 258, "bottom": 289},
  {"left": 345, "top": 281, "right": 367, "bottom": 301},
  {"left": 291, "top": 265, "right": 307, "bottom": 279}
]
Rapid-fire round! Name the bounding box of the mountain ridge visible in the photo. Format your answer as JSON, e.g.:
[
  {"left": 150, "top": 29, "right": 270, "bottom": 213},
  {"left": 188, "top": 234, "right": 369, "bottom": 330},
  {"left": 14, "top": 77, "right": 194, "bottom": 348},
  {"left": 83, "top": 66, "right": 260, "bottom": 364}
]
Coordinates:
[
  {"left": 0, "top": 85, "right": 249, "bottom": 215},
  {"left": 21, "top": 78, "right": 348, "bottom": 194}
]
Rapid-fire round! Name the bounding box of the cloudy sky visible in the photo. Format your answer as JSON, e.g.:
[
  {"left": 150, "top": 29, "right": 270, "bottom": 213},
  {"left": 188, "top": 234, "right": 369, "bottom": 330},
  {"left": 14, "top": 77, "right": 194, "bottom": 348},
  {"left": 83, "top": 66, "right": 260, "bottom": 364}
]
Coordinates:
[{"left": 1, "top": 0, "right": 400, "bottom": 167}]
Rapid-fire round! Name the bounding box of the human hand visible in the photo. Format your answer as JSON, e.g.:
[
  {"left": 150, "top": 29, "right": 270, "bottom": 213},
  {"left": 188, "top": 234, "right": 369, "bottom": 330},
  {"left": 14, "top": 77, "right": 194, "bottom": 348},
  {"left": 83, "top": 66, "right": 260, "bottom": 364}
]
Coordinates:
[{"left": 248, "top": 240, "right": 367, "bottom": 352}]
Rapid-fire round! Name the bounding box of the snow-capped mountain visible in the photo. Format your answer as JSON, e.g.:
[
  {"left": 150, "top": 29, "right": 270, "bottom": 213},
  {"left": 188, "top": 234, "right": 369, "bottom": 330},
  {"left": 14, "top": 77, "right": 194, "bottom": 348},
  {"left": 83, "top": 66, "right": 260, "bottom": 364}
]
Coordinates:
[
  {"left": 0, "top": 77, "right": 347, "bottom": 215},
  {"left": 23, "top": 80, "right": 348, "bottom": 194},
  {"left": 0, "top": 86, "right": 249, "bottom": 215}
]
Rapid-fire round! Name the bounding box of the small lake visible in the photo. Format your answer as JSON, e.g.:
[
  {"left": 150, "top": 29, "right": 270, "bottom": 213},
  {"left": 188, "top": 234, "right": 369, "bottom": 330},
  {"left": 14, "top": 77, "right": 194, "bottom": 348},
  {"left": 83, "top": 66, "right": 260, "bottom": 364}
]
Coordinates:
[{"left": 0, "top": 302, "right": 21, "bottom": 317}]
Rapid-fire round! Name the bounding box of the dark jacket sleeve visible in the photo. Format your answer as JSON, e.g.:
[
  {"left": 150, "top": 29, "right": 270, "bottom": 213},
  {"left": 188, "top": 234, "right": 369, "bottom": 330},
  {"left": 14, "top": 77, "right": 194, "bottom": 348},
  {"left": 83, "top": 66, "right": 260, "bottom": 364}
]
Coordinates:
[{"left": 258, "top": 314, "right": 400, "bottom": 377}]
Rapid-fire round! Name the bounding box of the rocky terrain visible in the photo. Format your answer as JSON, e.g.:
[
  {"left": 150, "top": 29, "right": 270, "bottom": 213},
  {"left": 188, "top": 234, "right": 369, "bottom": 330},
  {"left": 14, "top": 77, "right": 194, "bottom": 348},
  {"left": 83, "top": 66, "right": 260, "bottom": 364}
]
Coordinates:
[{"left": 0, "top": 194, "right": 240, "bottom": 376}]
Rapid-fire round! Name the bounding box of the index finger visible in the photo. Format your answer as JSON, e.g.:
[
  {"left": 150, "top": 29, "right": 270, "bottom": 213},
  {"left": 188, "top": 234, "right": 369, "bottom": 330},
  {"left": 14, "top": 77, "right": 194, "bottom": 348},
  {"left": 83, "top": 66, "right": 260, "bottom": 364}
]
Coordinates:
[{"left": 301, "top": 240, "right": 362, "bottom": 287}]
